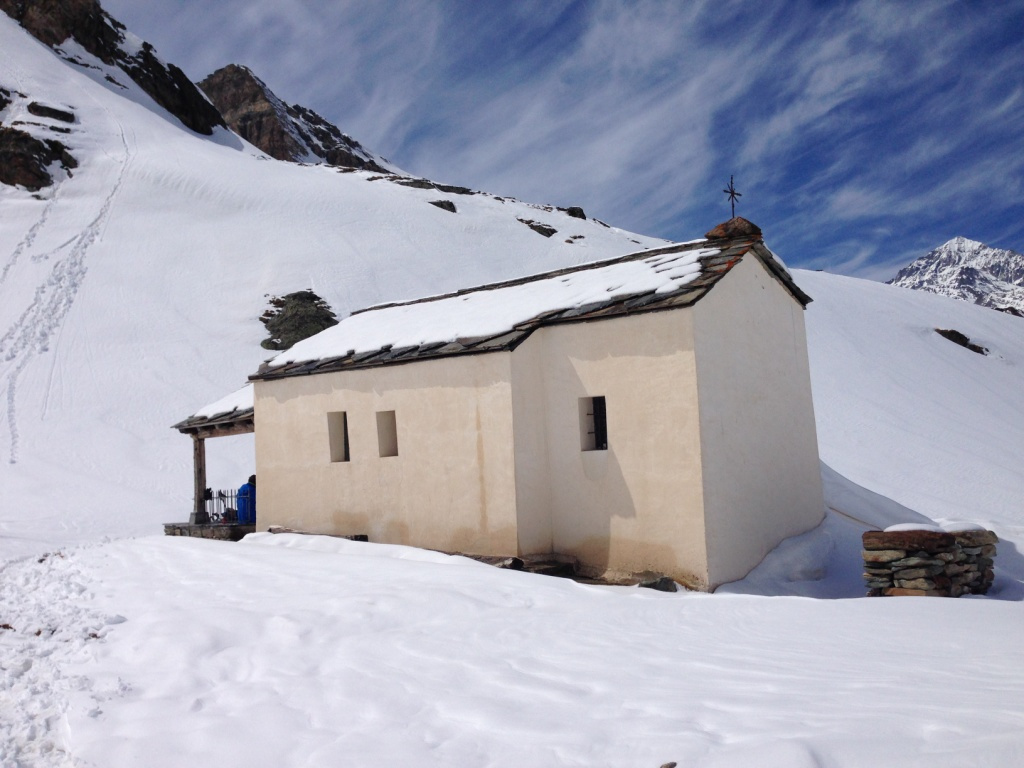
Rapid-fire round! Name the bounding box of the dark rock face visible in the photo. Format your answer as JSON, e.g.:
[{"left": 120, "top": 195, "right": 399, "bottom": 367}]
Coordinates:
[
  {"left": 259, "top": 290, "right": 339, "bottom": 351},
  {"left": 199, "top": 64, "right": 392, "bottom": 172},
  {"left": 27, "top": 101, "right": 75, "bottom": 122},
  {"left": 0, "top": 126, "right": 77, "bottom": 190},
  {"left": 935, "top": 328, "right": 988, "bottom": 355},
  {"left": 0, "top": 87, "right": 11, "bottom": 112},
  {"left": 0, "top": 0, "right": 224, "bottom": 135},
  {"left": 394, "top": 177, "right": 435, "bottom": 190},
  {"left": 517, "top": 218, "right": 557, "bottom": 237},
  {"left": 198, "top": 64, "right": 306, "bottom": 161},
  {"left": 119, "top": 45, "right": 223, "bottom": 134},
  {"left": 428, "top": 199, "right": 456, "bottom": 213}
]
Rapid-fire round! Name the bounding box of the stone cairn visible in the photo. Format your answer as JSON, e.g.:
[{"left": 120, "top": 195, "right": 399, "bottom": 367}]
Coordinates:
[{"left": 862, "top": 528, "right": 997, "bottom": 597}]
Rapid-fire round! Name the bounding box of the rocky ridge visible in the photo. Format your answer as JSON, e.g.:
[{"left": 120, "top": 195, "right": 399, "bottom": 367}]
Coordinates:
[
  {"left": 0, "top": 0, "right": 601, "bottom": 241},
  {"left": 888, "top": 236, "right": 1024, "bottom": 316},
  {"left": 0, "top": 0, "right": 223, "bottom": 135},
  {"left": 199, "top": 64, "right": 397, "bottom": 173}
]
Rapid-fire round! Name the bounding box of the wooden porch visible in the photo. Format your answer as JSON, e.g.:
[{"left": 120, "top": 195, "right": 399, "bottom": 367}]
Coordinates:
[{"left": 169, "top": 393, "right": 255, "bottom": 537}]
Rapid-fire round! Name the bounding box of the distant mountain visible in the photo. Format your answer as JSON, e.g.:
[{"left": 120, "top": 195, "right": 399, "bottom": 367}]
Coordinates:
[
  {"left": 199, "top": 64, "right": 399, "bottom": 173},
  {"left": 887, "top": 236, "right": 1024, "bottom": 316}
]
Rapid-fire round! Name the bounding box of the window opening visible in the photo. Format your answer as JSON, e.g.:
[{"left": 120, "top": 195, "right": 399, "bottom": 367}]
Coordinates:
[
  {"left": 579, "top": 396, "right": 607, "bottom": 451},
  {"left": 327, "top": 411, "right": 350, "bottom": 462},
  {"left": 377, "top": 410, "right": 398, "bottom": 457}
]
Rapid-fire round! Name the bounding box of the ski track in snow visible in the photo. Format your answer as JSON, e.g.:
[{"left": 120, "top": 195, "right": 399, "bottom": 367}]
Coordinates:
[
  {"left": 0, "top": 112, "right": 134, "bottom": 464},
  {"left": 0, "top": 549, "right": 124, "bottom": 768},
  {"left": 0, "top": 185, "right": 65, "bottom": 287}
]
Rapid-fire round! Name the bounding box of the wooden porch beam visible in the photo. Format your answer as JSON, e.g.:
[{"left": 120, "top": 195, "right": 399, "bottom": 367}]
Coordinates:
[{"left": 190, "top": 434, "right": 209, "bottom": 524}]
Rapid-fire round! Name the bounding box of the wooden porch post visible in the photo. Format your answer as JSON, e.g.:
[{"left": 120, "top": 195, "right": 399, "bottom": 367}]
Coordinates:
[{"left": 190, "top": 434, "right": 209, "bottom": 524}]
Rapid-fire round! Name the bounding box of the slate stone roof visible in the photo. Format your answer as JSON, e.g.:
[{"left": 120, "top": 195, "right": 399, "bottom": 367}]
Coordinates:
[
  {"left": 251, "top": 218, "right": 809, "bottom": 382},
  {"left": 173, "top": 384, "right": 255, "bottom": 436},
  {"left": 172, "top": 406, "right": 254, "bottom": 436}
]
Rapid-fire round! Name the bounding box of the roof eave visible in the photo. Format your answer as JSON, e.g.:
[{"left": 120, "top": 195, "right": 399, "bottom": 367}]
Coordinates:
[
  {"left": 173, "top": 408, "right": 255, "bottom": 436},
  {"left": 749, "top": 242, "right": 813, "bottom": 307}
]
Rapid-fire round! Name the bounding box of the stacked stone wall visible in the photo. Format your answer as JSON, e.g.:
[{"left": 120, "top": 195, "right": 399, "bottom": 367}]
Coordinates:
[
  {"left": 164, "top": 522, "right": 255, "bottom": 542},
  {"left": 862, "top": 529, "right": 997, "bottom": 597}
]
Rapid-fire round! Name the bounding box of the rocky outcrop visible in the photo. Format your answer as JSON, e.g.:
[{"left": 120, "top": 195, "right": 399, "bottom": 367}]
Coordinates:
[
  {"left": 0, "top": 125, "right": 77, "bottom": 190},
  {"left": 0, "top": 0, "right": 224, "bottom": 135},
  {"left": 27, "top": 101, "right": 75, "bottom": 122},
  {"left": 198, "top": 64, "right": 393, "bottom": 172},
  {"left": 935, "top": 328, "right": 987, "bottom": 355},
  {"left": 888, "top": 236, "right": 1024, "bottom": 316},
  {"left": 517, "top": 217, "right": 557, "bottom": 237},
  {"left": 197, "top": 64, "right": 306, "bottom": 161}
]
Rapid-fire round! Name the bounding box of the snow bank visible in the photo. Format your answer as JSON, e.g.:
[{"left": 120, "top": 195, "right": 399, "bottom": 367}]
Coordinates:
[{"left": 3, "top": 536, "right": 1023, "bottom": 767}]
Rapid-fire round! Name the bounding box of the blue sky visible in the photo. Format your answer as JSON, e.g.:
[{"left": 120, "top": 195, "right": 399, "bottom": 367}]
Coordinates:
[{"left": 102, "top": 0, "right": 1024, "bottom": 279}]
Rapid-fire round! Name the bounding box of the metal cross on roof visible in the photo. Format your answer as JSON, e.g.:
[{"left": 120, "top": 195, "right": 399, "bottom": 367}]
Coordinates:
[{"left": 723, "top": 175, "right": 741, "bottom": 218}]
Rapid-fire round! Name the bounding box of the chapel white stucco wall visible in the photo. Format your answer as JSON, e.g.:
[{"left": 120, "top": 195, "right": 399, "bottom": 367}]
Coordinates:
[
  {"left": 251, "top": 247, "right": 821, "bottom": 591},
  {"left": 253, "top": 353, "right": 519, "bottom": 555},
  {"left": 692, "top": 254, "right": 825, "bottom": 589},
  {"left": 512, "top": 311, "right": 711, "bottom": 588},
  {"left": 509, "top": 336, "right": 553, "bottom": 555}
]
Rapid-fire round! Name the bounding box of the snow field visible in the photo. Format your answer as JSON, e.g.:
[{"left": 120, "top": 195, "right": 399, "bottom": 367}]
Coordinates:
[
  {"left": 796, "top": 270, "right": 1024, "bottom": 537},
  {"left": 3, "top": 534, "right": 1023, "bottom": 767}
]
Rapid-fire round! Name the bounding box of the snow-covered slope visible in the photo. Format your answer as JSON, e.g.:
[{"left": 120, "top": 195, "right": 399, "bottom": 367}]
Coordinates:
[
  {"left": 720, "top": 269, "right": 1024, "bottom": 598},
  {"left": 888, "top": 236, "right": 1024, "bottom": 315},
  {"left": 0, "top": 13, "right": 665, "bottom": 557},
  {"left": 800, "top": 269, "right": 1024, "bottom": 529}
]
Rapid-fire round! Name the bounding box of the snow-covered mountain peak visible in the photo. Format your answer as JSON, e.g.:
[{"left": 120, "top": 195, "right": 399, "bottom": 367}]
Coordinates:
[{"left": 887, "top": 236, "right": 1024, "bottom": 316}]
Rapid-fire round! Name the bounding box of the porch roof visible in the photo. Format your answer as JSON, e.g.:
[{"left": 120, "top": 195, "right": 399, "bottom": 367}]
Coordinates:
[{"left": 173, "top": 383, "right": 254, "bottom": 437}]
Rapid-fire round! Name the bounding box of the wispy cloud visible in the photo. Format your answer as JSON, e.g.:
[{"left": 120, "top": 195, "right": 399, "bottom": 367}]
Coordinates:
[{"left": 101, "top": 0, "right": 1024, "bottom": 278}]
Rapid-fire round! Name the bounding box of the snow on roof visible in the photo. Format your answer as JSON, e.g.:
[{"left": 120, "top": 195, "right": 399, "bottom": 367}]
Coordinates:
[
  {"left": 173, "top": 384, "right": 254, "bottom": 434},
  {"left": 267, "top": 241, "right": 711, "bottom": 363},
  {"left": 253, "top": 219, "right": 807, "bottom": 380},
  {"left": 193, "top": 383, "right": 253, "bottom": 419}
]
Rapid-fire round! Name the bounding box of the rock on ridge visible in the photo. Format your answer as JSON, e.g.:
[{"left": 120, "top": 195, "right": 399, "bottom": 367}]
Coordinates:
[
  {"left": 198, "top": 64, "right": 396, "bottom": 173},
  {"left": 887, "top": 236, "right": 1024, "bottom": 316},
  {"left": 0, "top": 0, "right": 224, "bottom": 135}
]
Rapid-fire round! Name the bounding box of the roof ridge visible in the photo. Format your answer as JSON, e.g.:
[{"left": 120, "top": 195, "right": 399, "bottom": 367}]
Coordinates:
[{"left": 350, "top": 238, "right": 712, "bottom": 317}]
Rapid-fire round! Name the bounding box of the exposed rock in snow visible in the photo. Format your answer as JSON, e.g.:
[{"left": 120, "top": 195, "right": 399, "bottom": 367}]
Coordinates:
[
  {"left": 0, "top": 0, "right": 224, "bottom": 135},
  {"left": 888, "top": 236, "right": 1024, "bottom": 316},
  {"left": 0, "top": 124, "right": 77, "bottom": 190},
  {"left": 198, "top": 63, "right": 399, "bottom": 173}
]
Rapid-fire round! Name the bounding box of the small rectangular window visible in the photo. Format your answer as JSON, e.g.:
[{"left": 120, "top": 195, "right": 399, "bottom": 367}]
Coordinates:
[
  {"left": 377, "top": 410, "right": 398, "bottom": 457},
  {"left": 579, "top": 396, "right": 607, "bottom": 451},
  {"left": 328, "top": 411, "right": 350, "bottom": 462}
]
